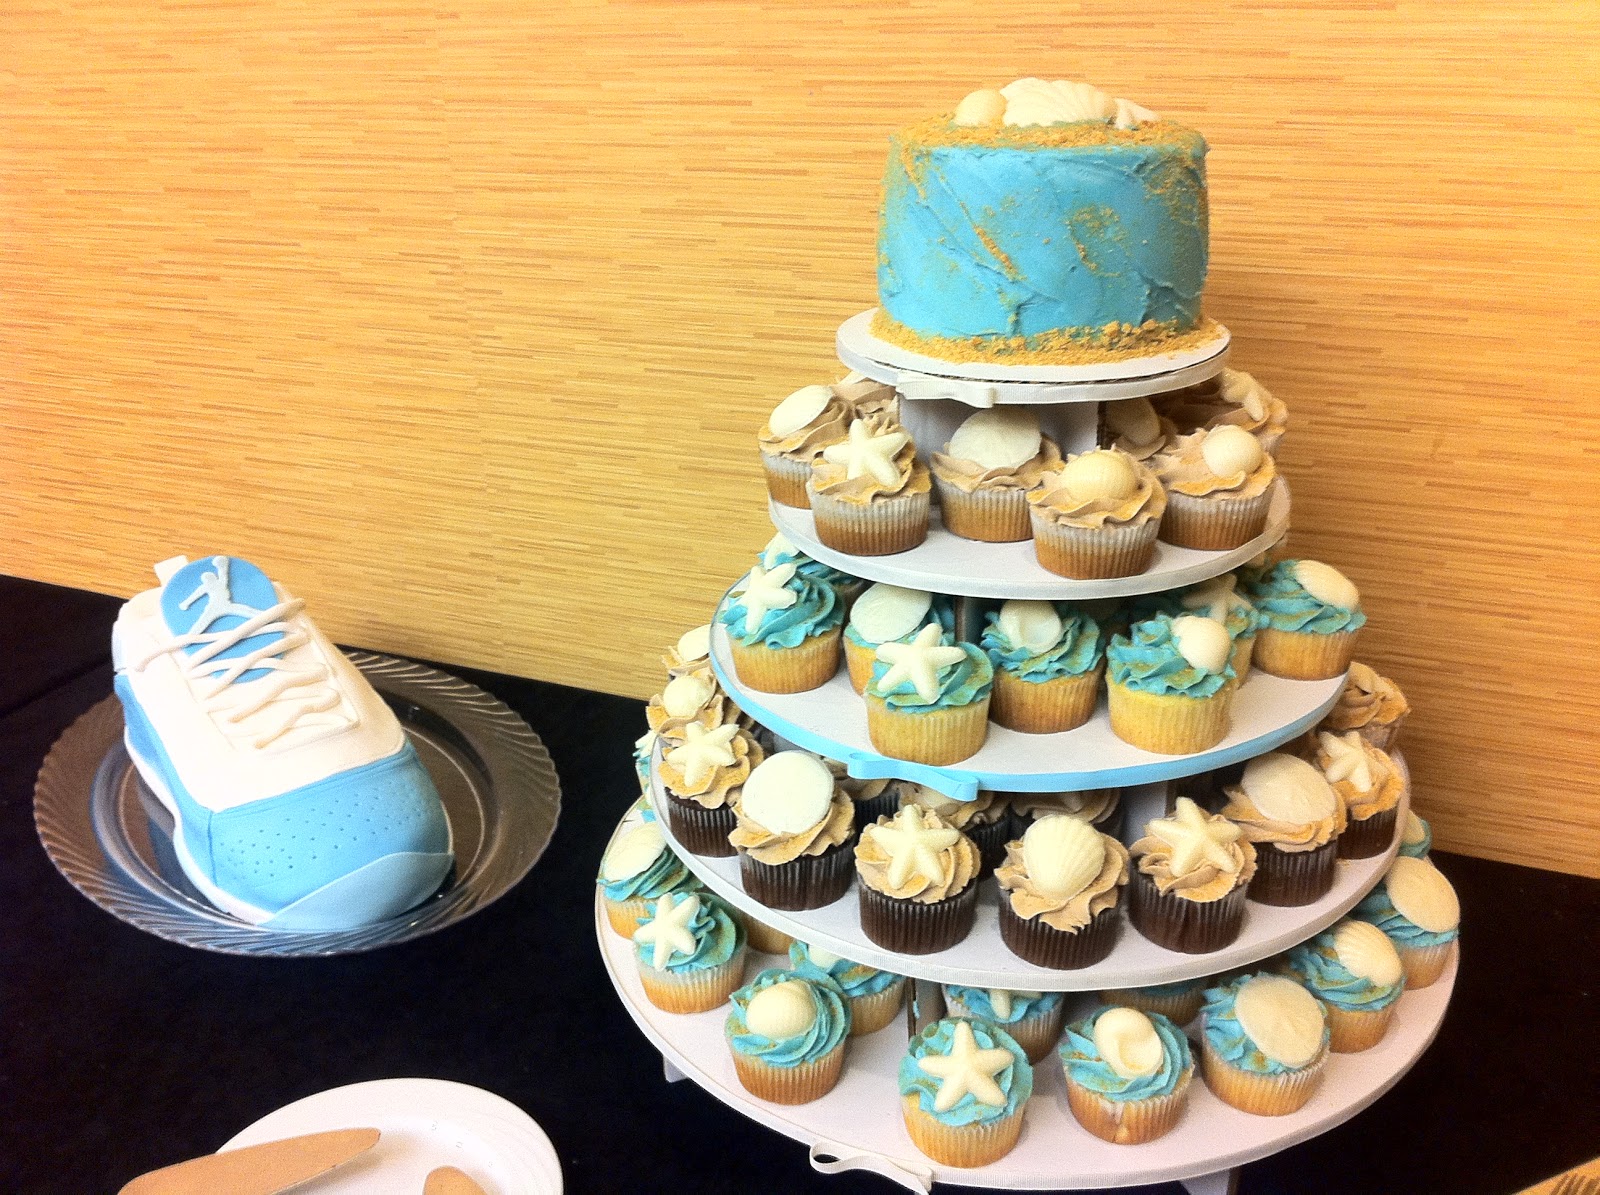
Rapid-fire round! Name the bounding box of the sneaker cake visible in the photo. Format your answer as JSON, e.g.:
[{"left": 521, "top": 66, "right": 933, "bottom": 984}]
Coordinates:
[{"left": 112, "top": 554, "right": 454, "bottom": 931}]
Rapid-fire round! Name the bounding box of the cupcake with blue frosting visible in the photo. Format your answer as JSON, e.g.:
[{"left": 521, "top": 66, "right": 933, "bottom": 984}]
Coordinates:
[
  {"left": 1286, "top": 918, "right": 1407, "bottom": 1052},
  {"left": 942, "top": 986, "right": 1067, "bottom": 1065},
  {"left": 722, "top": 560, "right": 843, "bottom": 694},
  {"left": 1200, "top": 972, "right": 1330, "bottom": 1115},
  {"left": 632, "top": 889, "right": 747, "bottom": 1014},
  {"left": 597, "top": 801, "right": 698, "bottom": 937},
  {"left": 900, "top": 1018, "right": 1034, "bottom": 1167},
  {"left": 1249, "top": 558, "right": 1366, "bottom": 680},
  {"left": 982, "top": 599, "right": 1104, "bottom": 733},
  {"left": 1354, "top": 855, "right": 1459, "bottom": 989},
  {"left": 1107, "top": 613, "right": 1235, "bottom": 754},
  {"left": 865, "top": 623, "right": 993, "bottom": 766},
  {"left": 1060, "top": 1006, "right": 1194, "bottom": 1143},
  {"left": 790, "top": 940, "right": 905, "bottom": 1036},
  {"left": 726, "top": 969, "right": 851, "bottom": 1104},
  {"left": 1144, "top": 572, "right": 1266, "bottom": 688},
  {"left": 842, "top": 582, "right": 951, "bottom": 695},
  {"left": 1397, "top": 811, "right": 1432, "bottom": 859},
  {"left": 1097, "top": 977, "right": 1208, "bottom": 1027}
]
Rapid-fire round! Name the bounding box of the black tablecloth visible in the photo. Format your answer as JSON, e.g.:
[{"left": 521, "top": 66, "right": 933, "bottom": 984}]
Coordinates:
[{"left": 2, "top": 576, "right": 1596, "bottom": 1194}]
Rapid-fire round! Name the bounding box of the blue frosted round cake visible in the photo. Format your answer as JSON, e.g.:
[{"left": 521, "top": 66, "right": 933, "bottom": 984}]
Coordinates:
[{"left": 874, "top": 78, "right": 1214, "bottom": 364}]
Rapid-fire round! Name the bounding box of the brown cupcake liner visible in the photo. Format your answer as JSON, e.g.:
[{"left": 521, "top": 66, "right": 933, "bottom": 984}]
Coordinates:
[
  {"left": 1249, "top": 839, "right": 1339, "bottom": 906},
  {"left": 998, "top": 899, "right": 1120, "bottom": 970},
  {"left": 1325, "top": 1001, "right": 1397, "bottom": 1053},
  {"left": 665, "top": 792, "right": 738, "bottom": 858},
  {"left": 1338, "top": 805, "right": 1399, "bottom": 860},
  {"left": 1353, "top": 716, "right": 1405, "bottom": 752},
  {"left": 728, "top": 626, "right": 841, "bottom": 694},
  {"left": 865, "top": 693, "right": 990, "bottom": 765},
  {"left": 637, "top": 948, "right": 748, "bottom": 1014},
  {"left": 1254, "top": 627, "right": 1360, "bottom": 680},
  {"left": 1064, "top": 1068, "right": 1193, "bottom": 1144},
  {"left": 730, "top": 1040, "right": 846, "bottom": 1104},
  {"left": 843, "top": 635, "right": 877, "bottom": 693},
  {"left": 848, "top": 978, "right": 906, "bottom": 1036},
  {"left": 1096, "top": 986, "right": 1205, "bottom": 1027},
  {"left": 1200, "top": 1039, "right": 1327, "bottom": 1115},
  {"left": 1107, "top": 682, "right": 1232, "bottom": 755},
  {"left": 1128, "top": 868, "right": 1249, "bottom": 953},
  {"left": 741, "top": 916, "right": 796, "bottom": 955},
  {"left": 809, "top": 486, "right": 930, "bottom": 556},
  {"left": 967, "top": 816, "right": 1012, "bottom": 881},
  {"left": 738, "top": 839, "right": 855, "bottom": 911},
  {"left": 933, "top": 476, "right": 1031, "bottom": 542},
  {"left": 762, "top": 452, "right": 813, "bottom": 508},
  {"left": 1398, "top": 940, "right": 1455, "bottom": 989},
  {"left": 1159, "top": 488, "right": 1273, "bottom": 550},
  {"left": 858, "top": 881, "right": 978, "bottom": 955},
  {"left": 852, "top": 788, "right": 900, "bottom": 827},
  {"left": 991, "top": 667, "right": 1101, "bottom": 734},
  {"left": 1031, "top": 512, "right": 1159, "bottom": 579},
  {"left": 901, "top": 1095, "right": 1025, "bottom": 1167}
]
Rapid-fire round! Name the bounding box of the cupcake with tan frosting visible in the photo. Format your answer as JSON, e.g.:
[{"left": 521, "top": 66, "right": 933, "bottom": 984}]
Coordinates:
[
  {"left": 758, "top": 384, "right": 852, "bottom": 508},
  {"left": 1314, "top": 730, "right": 1406, "bottom": 859},
  {"left": 1158, "top": 367, "right": 1289, "bottom": 456},
  {"left": 1153, "top": 426, "right": 1278, "bottom": 550},
  {"left": 1354, "top": 855, "right": 1460, "bottom": 988},
  {"left": 995, "top": 815, "right": 1129, "bottom": 969},
  {"left": 1248, "top": 559, "right": 1365, "bottom": 680},
  {"left": 1199, "top": 972, "right": 1329, "bottom": 1114},
  {"left": 931, "top": 408, "right": 1063, "bottom": 542},
  {"left": 729, "top": 752, "right": 856, "bottom": 910},
  {"left": 854, "top": 805, "right": 982, "bottom": 954},
  {"left": 1004, "top": 788, "right": 1124, "bottom": 840},
  {"left": 1101, "top": 396, "right": 1177, "bottom": 462},
  {"left": 1318, "top": 661, "right": 1410, "bottom": 750},
  {"left": 660, "top": 623, "right": 714, "bottom": 683},
  {"left": 822, "top": 758, "right": 909, "bottom": 827},
  {"left": 1285, "top": 918, "right": 1407, "bottom": 1052},
  {"left": 645, "top": 672, "right": 732, "bottom": 743},
  {"left": 1027, "top": 447, "right": 1167, "bottom": 579},
  {"left": 898, "top": 784, "right": 1010, "bottom": 879},
  {"left": 1221, "top": 752, "right": 1346, "bottom": 906},
  {"left": 1128, "top": 797, "right": 1257, "bottom": 953},
  {"left": 1060, "top": 1006, "right": 1195, "bottom": 1143},
  {"left": 659, "top": 723, "right": 764, "bottom": 858},
  {"left": 808, "top": 414, "right": 932, "bottom": 556}
]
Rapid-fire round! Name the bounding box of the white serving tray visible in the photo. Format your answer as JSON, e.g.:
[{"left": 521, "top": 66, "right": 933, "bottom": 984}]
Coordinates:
[
  {"left": 768, "top": 482, "right": 1288, "bottom": 601},
  {"left": 597, "top": 879, "right": 1454, "bottom": 1193},
  {"left": 645, "top": 775, "right": 1405, "bottom": 992},
  {"left": 836, "top": 310, "right": 1230, "bottom": 404},
  {"left": 707, "top": 612, "right": 1342, "bottom": 801}
]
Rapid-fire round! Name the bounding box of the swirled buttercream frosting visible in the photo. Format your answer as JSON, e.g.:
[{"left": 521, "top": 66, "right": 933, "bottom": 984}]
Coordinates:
[
  {"left": 1131, "top": 798, "right": 1257, "bottom": 902},
  {"left": 1286, "top": 921, "right": 1405, "bottom": 1013},
  {"left": 995, "top": 830, "right": 1129, "bottom": 932},
  {"left": 730, "top": 783, "right": 855, "bottom": 865},
  {"left": 869, "top": 640, "right": 993, "bottom": 711},
  {"left": 1322, "top": 661, "right": 1410, "bottom": 734},
  {"left": 1249, "top": 560, "right": 1366, "bottom": 634},
  {"left": 721, "top": 567, "right": 842, "bottom": 649},
  {"left": 633, "top": 890, "right": 745, "bottom": 974},
  {"left": 1027, "top": 450, "right": 1166, "bottom": 530},
  {"left": 982, "top": 601, "right": 1103, "bottom": 681},
  {"left": 943, "top": 985, "right": 1062, "bottom": 1026},
  {"left": 727, "top": 970, "right": 850, "bottom": 1066},
  {"left": 1108, "top": 614, "right": 1233, "bottom": 697},
  {"left": 1202, "top": 973, "right": 1328, "bottom": 1074},
  {"left": 788, "top": 941, "right": 902, "bottom": 998},
  {"left": 1060, "top": 1007, "right": 1192, "bottom": 1100},
  {"left": 855, "top": 805, "right": 980, "bottom": 904}
]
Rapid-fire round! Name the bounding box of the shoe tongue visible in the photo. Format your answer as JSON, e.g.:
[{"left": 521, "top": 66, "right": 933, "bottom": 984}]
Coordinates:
[{"left": 160, "top": 555, "right": 285, "bottom": 677}]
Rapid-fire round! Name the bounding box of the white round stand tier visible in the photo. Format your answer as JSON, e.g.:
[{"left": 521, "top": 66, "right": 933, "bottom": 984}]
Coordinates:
[
  {"left": 836, "top": 310, "right": 1231, "bottom": 405},
  {"left": 646, "top": 770, "right": 1405, "bottom": 992},
  {"left": 769, "top": 482, "right": 1288, "bottom": 601},
  {"left": 707, "top": 614, "right": 1342, "bottom": 801},
  {"left": 597, "top": 879, "right": 1455, "bottom": 1193}
]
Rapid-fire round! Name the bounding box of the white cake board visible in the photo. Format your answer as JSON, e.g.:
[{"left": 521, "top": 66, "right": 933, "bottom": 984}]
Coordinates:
[
  {"left": 597, "top": 880, "right": 1456, "bottom": 1192},
  {"left": 768, "top": 481, "right": 1289, "bottom": 602},
  {"left": 836, "top": 310, "right": 1231, "bottom": 404}
]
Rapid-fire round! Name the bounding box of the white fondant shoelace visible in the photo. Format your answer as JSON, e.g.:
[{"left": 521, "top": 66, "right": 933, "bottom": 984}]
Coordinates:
[{"left": 133, "top": 599, "right": 347, "bottom": 749}]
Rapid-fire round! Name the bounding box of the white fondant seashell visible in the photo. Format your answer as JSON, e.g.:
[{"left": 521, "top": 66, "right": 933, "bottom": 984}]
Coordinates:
[
  {"left": 953, "top": 88, "right": 1007, "bottom": 127},
  {"left": 1000, "top": 77, "right": 1117, "bottom": 127},
  {"left": 1293, "top": 560, "right": 1360, "bottom": 611},
  {"left": 1060, "top": 450, "right": 1137, "bottom": 502},
  {"left": 1234, "top": 975, "right": 1325, "bottom": 1068},
  {"left": 1386, "top": 856, "right": 1460, "bottom": 934},
  {"left": 850, "top": 583, "right": 933, "bottom": 645},
  {"left": 998, "top": 599, "right": 1063, "bottom": 655},
  {"left": 601, "top": 822, "right": 666, "bottom": 883},
  {"left": 1093, "top": 1007, "right": 1163, "bottom": 1079},
  {"left": 947, "top": 408, "right": 1042, "bottom": 470},
  {"left": 746, "top": 980, "right": 818, "bottom": 1038},
  {"left": 768, "top": 385, "right": 834, "bottom": 438},
  {"left": 804, "top": 943, "right": 842, "bottom": 969},
  {"left": 1401, "top": 811, "right": 1427, "bottom": 846},
  {"left": 661, "top": 674, "right": 713, "bottom": 718},
  {"left": 1171, "top": 614, "right": 1231, "bottom": 675},
  {"left": 1241, "top": 753, "right": 1338, "bottom": 822},
  {"left": 1105, "top": 397, "right": 1161, "bottom": 445},
  {"left": 1333, "top": 919, "right": 1404, "bottom": 987},
  {"left": 1202, "top": 425, "right": 1264, "bottom": 478},
  {"left": 741, "top": 751, "right": 834, "bottom": 835},
  {"left": 1219, "top": 368, "right": 1271, "bottom": 422},
  {"left": 1021, "top": 814, "right": 1105, "bottom": 899},
  {"left": 675, "top": 624, "right": 711, "bottom": 663}
]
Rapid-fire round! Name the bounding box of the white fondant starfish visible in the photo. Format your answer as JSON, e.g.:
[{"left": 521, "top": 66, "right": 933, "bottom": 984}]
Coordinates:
[
  {"left": 1146, "top": 798, "right": 1242, "bottom": 878},
  {"left": 1181, "top": 574, "right": 1248, "bottom": 624},
  {"left": 918, "top": 1021, "right": 1013, "bottom": 1113},
  {"left": 665, "top": 722, "right": 740, "bottom": 788},
  {"left": 732, "top": 563, "right": 798, "bottom": 634},
  {"left": 874, "top": 623, "right": 966, "bottom": 703},
  {"left": 822, "top": 419, "right": 910, "bottom": 486},
  {"left": 633, "top": 890, "right": 701, "bottom": 969},
  {"left": 869, "top": 806, "right": 961, "bottom": 889},
  {"left": 1318, "top": 730, "right": 1374, "bottom": 792}
]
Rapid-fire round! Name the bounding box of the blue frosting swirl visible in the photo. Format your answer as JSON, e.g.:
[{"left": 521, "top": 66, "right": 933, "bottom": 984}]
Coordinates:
[
  {"left": 726, "top": 969, "right": 850, "bottom": 1067},
  {"left": 1354, "top": 885, "right": 1459, "bottom": 948},
  {"left": 870, "top": 641, "right": 993, "bottom": 710},
  {"left": 598, "top": 839, "right": 696, "bottom": 905},
  {"left": 1201, "top": 973, "right": 1329, "bottom": 1076},
  {"left": 1107, "top": 613, "right": 1233, "bottom": 697},
  {"left": 1128, "top": 582, "right": 1264, "bottom": 641},
  {"left": 761, "top": 541, "right": 859, "bottom": 594},
  {"left": 942, "top": 986, "right": 1063, "bottom": 1026},
  {"left": 788, "top": 941, "right": 901, "bottom": 998},
  {"left": 1285, "top": 928, "right": 1405, "bottom": 1013},
  {"left": 899, "top": 1018, "right": 1033, "bottom": 1126},
  {"left": 1059, "top": 1007, "right": 1192, "bottom": 1101},
  {"left": 633, "top": 891, "right": 745, "bottom": 974},
  {"left": 981, "top": 604, "right": 1103, "bottom": 681},
  {"left": 721, "top": 571, "right": 842, "bottom": 649},
  {"left": 1398, "top": 815, "right": 1432, "bottom": 859},
  {"left": 1249, "top": 560, "right": 1367, "bottom": 634}
]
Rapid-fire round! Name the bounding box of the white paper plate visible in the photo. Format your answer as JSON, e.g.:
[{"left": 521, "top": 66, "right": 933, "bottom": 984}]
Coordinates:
[{"left": 223, "top": 1079, "right": 562, "bottom": 1194}]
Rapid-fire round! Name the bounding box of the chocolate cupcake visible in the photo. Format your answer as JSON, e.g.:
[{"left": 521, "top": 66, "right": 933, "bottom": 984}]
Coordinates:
[
  {"left": 1221, "top": 753, "right": 1346, "bottom": 906},
  {"left": 1004, "top": 788, "right": 1124, "bottom": 841},
  {"left": 728, "top": 752, "right": 856, "bottom": 910},
  {"left": 854, "top": 805, "right": 981, "bottom": 954},
  {"left": 658, "top": 723, "right": 764, "bottom": 858},
  {"left": 897, "top": 784, "right": 1010, "bottom": 880},
  {"left": 1313, "top": 730, "right": 1406, "bottom": 859},
  {"left": 994, "top": 815, "right": 1127, "bottom": 969},
  {"left": 1317, "top": 661, "right": 1410, "bottom": 751},
  {"left": 1128, "top": 798, "right": 1257, "bottom": 953}
]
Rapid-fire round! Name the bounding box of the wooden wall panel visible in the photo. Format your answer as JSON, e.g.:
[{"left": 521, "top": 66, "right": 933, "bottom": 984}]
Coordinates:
[{"left": 3, "top": 2, "right": 1596, "bottom": 876}]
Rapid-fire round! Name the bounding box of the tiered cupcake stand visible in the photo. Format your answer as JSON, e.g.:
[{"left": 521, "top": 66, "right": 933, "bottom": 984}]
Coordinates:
[{"left": 597, "top": 326, "right": 1455, "bottom": 1192}]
